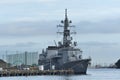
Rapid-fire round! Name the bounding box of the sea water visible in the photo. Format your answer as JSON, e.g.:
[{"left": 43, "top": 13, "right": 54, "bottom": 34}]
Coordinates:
[{"left": 0, "top": 69, "right": 120, "bottom": 80}]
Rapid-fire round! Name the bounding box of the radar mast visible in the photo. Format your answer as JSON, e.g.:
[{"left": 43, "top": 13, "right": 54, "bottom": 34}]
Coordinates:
[{"left": 57, "top": 9, "right": 76, "bottom": 47}]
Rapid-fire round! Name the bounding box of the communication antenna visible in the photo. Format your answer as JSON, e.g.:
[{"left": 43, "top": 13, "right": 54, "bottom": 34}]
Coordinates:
[
  {"left": 54, "top": 40, "right": 57, "bottom": 46},
  {"left": 56, "top": 9, "right": 76, "bottom": 47}
]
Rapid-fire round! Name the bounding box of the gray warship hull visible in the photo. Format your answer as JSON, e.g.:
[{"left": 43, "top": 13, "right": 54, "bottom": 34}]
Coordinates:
[
  {"left": 39, "top": 59, "right": 90, "bottom": 74},
  {"left": 61, "top": 59, "right": 90, "bottom": 74},
  {"left": 38, "top": 9, "right": 91, "bottom": 74}
]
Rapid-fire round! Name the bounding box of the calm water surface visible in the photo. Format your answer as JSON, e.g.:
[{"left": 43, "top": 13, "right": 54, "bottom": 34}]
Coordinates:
[{"left": 0, "top": 69, "right": 120, "bottom": 80}]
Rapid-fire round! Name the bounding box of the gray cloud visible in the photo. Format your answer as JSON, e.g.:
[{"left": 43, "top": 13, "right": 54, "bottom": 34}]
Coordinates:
[
  {"left": 0, "top": 42, "right": 38, "bottom": 49},
  {"left": 0, "top": 21, "right": 57, "bottom": 36},
  {"left": 0, "top": 18, "right": 120, "bottom": 37},
  {"left": 14, "top": 42, "right": 38, "bottom": 47},
  {"left": 0, "top": 0, "right": 56, "bottom": 4},
  {"left": 78, "top": 42, "right": 118, "bottom": 46},
  {"left": 0, "top": 42, "right": 42, "bottom": 54},
  {"left": 76, "top": 19, "right": 120, "bottom": 34}
]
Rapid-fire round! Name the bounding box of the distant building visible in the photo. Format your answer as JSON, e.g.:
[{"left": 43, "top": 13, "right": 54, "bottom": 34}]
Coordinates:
[
  {"left": 6, "top": 52, "right": 39, "bottom": 66},
  {"left": 0, "top": 59, "right": 8, "bottom": 68}
]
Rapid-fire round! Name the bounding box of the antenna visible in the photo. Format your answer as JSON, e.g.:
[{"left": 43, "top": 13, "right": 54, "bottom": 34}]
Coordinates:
[
  {"left": 56, "top": 9, "right": 76, "bottom": 47},
  {"left": 54, "top": 40, "right": 57, "bottom": 46},
  {"left": 65, "top": 9, "right": 68, "bottom": 19}
]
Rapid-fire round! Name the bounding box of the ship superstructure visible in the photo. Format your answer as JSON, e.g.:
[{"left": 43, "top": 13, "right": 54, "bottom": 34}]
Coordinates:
[{"left": 38, "top": 9, "right": 91, "bottom": 74}]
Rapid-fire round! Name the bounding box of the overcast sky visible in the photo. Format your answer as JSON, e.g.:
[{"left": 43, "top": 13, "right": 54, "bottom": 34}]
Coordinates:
[{"left": 0, "top": 0, "right": 120, "bottom": 65}]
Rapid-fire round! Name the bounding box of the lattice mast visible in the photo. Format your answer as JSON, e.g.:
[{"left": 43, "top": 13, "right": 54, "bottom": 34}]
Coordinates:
[{"left": 57, "top": 9, "right": 76, "bottom": 47}]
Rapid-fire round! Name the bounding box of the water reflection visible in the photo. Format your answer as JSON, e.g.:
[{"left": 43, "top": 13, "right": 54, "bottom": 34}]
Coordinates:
[
  {"left": 62, "top": 75, "right": 77, "bottom": 80},
  {"left": 63, "top": 76, "right": 72, "bottom": 80}
]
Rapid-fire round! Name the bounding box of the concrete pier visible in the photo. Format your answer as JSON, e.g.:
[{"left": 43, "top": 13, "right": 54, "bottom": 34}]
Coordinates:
[{"left": 0, "top": 70, "right": 74, "bottom": 77}]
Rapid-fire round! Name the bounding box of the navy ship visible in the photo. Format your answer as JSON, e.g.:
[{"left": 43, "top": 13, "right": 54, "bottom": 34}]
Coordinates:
[{"left": 38, "top": 9, "right": 91, "bottom": 74}]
